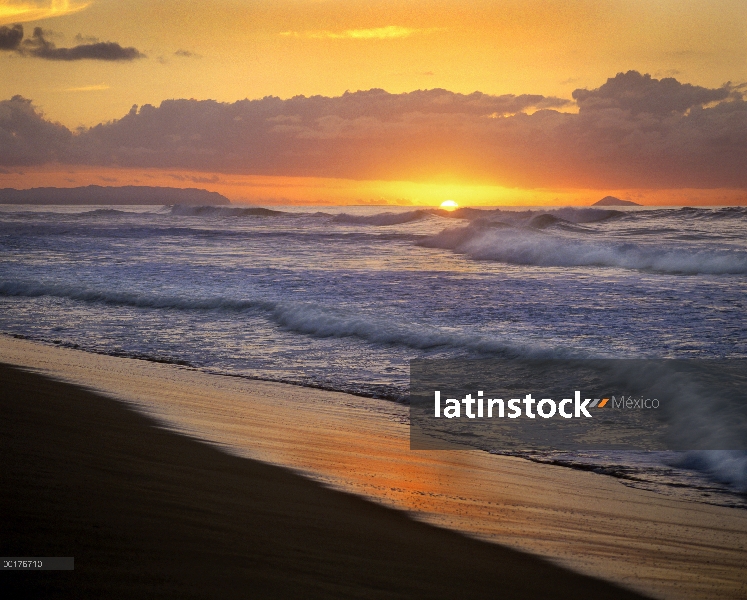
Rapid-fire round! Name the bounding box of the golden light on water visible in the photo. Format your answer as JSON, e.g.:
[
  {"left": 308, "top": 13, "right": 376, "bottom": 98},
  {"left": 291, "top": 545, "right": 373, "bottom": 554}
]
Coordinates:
[{"left": 439, "top": 200, "right": 459, "bottom": 210}]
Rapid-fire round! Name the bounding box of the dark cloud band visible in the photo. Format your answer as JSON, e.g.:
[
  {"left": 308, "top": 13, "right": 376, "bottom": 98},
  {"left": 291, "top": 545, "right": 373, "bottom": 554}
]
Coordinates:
[
  {"left": 0, "top": 25, "right": 144, "bottom": 61},
  {"left": 1, "top": 72, "right": 745, "bottom": 189}
]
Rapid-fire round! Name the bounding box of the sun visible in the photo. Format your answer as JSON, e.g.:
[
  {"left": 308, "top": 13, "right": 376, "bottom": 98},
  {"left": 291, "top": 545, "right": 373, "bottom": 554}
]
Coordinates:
[{"left": 439, "top": 199, "right": 459, "bottom": 210}]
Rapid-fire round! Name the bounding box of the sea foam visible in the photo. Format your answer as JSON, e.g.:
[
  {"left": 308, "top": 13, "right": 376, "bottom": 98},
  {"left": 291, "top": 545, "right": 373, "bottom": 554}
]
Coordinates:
[
  {"left": 0, "top": 280, "right": 543, "bottom": 356},
  {"left": 420, "top": 225, "right": 747, "bottom": 274}
]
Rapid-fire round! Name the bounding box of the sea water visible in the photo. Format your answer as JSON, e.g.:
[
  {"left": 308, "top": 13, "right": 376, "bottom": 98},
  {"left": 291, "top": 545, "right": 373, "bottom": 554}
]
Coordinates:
[{"left": 1, "top": 203, "right": 745, "bottom": 506}]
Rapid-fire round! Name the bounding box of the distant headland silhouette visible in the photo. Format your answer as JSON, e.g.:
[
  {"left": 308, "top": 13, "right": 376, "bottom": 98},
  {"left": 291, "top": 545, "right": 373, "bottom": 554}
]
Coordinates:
[{"left": 0, "top": 185, "right": 230, "bottom": 206}]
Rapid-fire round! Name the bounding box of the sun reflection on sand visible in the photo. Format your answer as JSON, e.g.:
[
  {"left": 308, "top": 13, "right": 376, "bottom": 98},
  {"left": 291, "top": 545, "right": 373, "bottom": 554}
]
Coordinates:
[{"left": 2, "top": 336, "right": 746, "bottom": 600}]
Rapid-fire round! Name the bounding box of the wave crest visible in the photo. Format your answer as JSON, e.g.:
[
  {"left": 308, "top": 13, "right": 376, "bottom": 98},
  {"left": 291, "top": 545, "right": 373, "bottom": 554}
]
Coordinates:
[
  {"left": 170, "top": 205, "right": 285, "bottom": 217},
  {"left": 669, "top": 451, "right": 747, "bottom": 492},
  {"left": 332, "top": 210, "right": 430, "bottom": 226},
  {"left": 420, "top": 225, "right": 747, "bottom": 274},
  {"left": 0, "top": 280, "right": 556, "bottom": 356}
]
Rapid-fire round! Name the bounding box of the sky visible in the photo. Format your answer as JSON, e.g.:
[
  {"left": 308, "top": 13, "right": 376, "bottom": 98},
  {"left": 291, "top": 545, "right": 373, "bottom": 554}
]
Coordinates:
[{"left": 1, "top": 0, "right": 746, "bottom": 205}]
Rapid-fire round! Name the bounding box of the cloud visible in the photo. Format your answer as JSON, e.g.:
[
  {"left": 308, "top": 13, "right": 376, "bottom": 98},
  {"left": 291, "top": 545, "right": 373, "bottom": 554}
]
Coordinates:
[
  {"left": 0, "top": 1, "right": 88, "bottom": 26},
  {"left": 64, "top": 84, "right": 109, "bottom": 92},
  {"left": 21, "top": 26, "right": 145, "bottom": 60},
  {"left": 0, "top": 95, "right": 72, "bottom": 165},
  {"left": 174, "top": 49, "right": 200, "bottom": 58},
  {"left": 280, "top": 26, "right": 439, "bottom": 40},
  {"left": 1, "top": 72, "right": 745, "bottom": 189},
  {"left": 0, "top": 24, "right": 145, "bottom": 60},
  {"left": 74, "top": 33, "right": 99, "bottom": 43},
  {"left": 572, "top": 70, "right": 731, "bottom": 115},
  {"left": 0, "top": 23, "right": 22, "bottom": 49},
  {"left": 654, "top": 69, "right": 681, "bottom": 78},
  {"left": 168, "top": 173, "right": 220, "bottom": 184}
]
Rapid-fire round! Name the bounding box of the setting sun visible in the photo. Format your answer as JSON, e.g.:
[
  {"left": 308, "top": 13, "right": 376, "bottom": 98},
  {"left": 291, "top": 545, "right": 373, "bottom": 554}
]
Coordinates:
[{"left": 1, "top": 3, "right": 745, "bottom": 599}]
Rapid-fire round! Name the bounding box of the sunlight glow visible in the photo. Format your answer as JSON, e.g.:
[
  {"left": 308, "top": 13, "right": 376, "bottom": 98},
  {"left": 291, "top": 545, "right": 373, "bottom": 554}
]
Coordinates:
[
  {"left": 0, "top": 0, "right": 89, "bottom": 26},
  {"left": 439, "top": 200, "right": 459, "bottom": 210}
]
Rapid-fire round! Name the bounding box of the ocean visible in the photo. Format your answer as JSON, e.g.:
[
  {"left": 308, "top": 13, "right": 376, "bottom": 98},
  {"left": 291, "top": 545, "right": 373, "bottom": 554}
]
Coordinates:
[{"left": 1, "top": 203, "right": 745, "bottom": 507}]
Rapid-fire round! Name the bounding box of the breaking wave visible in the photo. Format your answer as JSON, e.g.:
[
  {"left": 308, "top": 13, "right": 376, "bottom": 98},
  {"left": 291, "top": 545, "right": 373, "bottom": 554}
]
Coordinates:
[
  {"left": 0, "top": 280, "right": 273, "bottom": 310},
  {"left": 170, "top": 205, "right": 286, "bottom": 217},
  {"left": 420, "top": 225, "right": 747, "bottom": 274},
  {"left": 332, "top": 210, "right": 430, "bottom": 226},
  {"left": 527, "top": 214, "right": 568, "bottom": 229},
  {"left": 669, "top": 451, "right": 747, "bottom": 493},
  {"left": 677, "top": 206, "right": 747, "bottom": 220},
  {"left": 77, "top": 209, "right": 132, "bottom": 216},
  {"left": 442, "top": 207, "right": 626, "bottom": 225},
  {"left": 0, "top": 280, "right": 546, "bottom": 356}
]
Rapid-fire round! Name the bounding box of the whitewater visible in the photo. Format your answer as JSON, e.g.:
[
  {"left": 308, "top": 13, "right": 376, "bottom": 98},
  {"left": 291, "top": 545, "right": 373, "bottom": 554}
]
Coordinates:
[{"left": 1, "top": 203, "right": 745, "bottom": 507}]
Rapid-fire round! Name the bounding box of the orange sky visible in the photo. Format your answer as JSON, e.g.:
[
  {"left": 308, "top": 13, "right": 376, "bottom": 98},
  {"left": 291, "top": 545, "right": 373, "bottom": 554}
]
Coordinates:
[{"left": 1, "top": 0, "right": 746, "bottom": 205}]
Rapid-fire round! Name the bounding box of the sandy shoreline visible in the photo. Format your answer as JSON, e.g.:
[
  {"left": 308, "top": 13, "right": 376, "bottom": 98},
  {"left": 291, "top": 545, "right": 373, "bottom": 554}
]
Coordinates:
[
  {"left": 4, "top": 363, "right": 652, "bottom": 598},
  {"left": 2, "top": 335, "right": 746, "bottom": 599}
]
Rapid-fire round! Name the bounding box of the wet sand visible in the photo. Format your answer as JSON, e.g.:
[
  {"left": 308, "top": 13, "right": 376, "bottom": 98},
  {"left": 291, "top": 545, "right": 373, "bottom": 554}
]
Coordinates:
[
  {"left": 2, "top": 335, "right": 746, "bottom": 599},
  {"left": 0, "top": 363, "right": 650, "bottom": 598}
]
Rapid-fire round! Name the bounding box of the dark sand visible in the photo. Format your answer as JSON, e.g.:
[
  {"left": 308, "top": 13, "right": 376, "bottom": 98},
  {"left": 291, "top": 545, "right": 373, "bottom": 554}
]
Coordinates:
[{"left": 0, "top": 364, "right": 648, "bottom": 599}]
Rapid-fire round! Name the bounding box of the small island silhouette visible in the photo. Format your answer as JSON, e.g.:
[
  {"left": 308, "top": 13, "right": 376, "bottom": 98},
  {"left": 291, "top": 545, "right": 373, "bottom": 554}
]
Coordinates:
[{"left": 592, "top": 196, "right": 641, "bottom": 207}]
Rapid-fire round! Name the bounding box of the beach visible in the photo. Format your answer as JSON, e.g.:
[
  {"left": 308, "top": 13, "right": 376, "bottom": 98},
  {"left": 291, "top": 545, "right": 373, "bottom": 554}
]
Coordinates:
[
  {"left": 4, "top": 4, "right": 747, "bottom": 597},
  {"left": 1, "top": 359, "right": 650, "bottom": 599},
  {"left": 2, "top": 336, "right": 746, "bottom": 599}
]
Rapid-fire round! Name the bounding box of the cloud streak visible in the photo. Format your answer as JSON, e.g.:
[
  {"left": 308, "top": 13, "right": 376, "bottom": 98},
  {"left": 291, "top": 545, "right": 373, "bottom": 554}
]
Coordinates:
[
  {"left": 64, "top": 84, "right": 109, "bottom": 92},
  {"left": 0, "top": 24, "right": 144, "bottom": 60},
  {"left": 1, "top": 72, "right": 745, "bottom": 189},
  {"left": 280, "top": 26, "right": 438, "bottom": 40}
]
